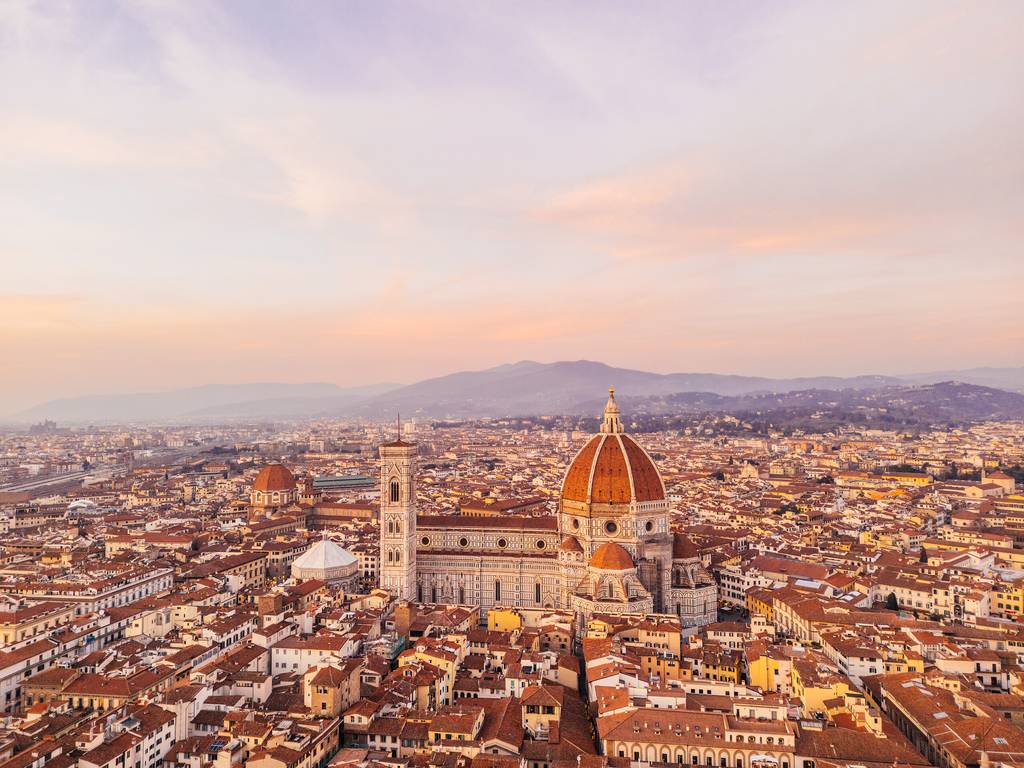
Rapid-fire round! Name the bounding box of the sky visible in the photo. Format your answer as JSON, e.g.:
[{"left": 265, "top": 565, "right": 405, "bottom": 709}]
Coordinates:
[{"left": 1, "top": 1, "right": 1022, "bottom": 412}]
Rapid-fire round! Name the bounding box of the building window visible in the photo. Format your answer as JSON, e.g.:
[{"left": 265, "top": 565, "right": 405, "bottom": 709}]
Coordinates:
[
  {"left": 459, "top": 586, "right": 465, "bottom": 604},
  {"left": 495, "top": 581, "right": 501, "bottom": 601},
  {"left": 535, "top": 582, "right": 542, "bottom": 604},
  {"left": 432, "top": 587, "right": 437, "bottom": 603},
  {"left": 390, "top": 480, "right": 400, "bottom": 503}
]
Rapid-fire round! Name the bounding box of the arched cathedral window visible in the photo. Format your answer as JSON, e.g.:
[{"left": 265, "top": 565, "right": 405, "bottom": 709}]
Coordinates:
[
  {"left": 390, "top": 479, "right": 400, "bottom": 503},
  {"left": 494, "top": 580, "right": 501, "bottom": 601}
]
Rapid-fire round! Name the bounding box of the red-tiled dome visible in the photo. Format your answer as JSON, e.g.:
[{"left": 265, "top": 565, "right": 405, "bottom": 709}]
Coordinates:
[
  {"left": 559, "top": 535, "right": 584, "bottom": 553},
  {"left": 253, "top": 464, "right": 296, "bottom": 493},
  {"left": 562, "top": 433, "right": 665, "bottom": 505},
  {"left": 589, "top": 541, "right": 634, "bottom": 571}
]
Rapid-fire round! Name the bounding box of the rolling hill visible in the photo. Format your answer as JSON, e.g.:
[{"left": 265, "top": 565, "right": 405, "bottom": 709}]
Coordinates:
[
  {"left": 344, "top": 360, "right": 903, "bottom": 419},
  {"left": 11, "top": 360, "right": 1024, "bottom": 423}
]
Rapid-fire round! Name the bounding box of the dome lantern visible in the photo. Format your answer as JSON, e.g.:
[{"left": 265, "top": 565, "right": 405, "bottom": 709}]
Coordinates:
[{"left": 600, "top": 386, "right": 623, "bottom": 434}]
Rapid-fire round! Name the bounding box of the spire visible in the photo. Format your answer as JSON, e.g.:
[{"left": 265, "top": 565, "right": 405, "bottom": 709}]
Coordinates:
[{"left": 601, "top": 386, "right": 623, "bottom": 434}]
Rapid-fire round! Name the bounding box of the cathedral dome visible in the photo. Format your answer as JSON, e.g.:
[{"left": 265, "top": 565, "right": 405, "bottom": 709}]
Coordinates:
[
  {"left": 253, "top": 464, "right": 296, "bottom": 493},
  {"left": 561, "top": 389, "right": 665, "bottom": 505},
  {"left": 589, "top": 541, "right": 634, "bottom": 571}
]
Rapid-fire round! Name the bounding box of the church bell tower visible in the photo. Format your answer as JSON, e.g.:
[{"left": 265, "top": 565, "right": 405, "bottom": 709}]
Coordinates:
[{"left": 379, "top": 425, "right": 417, "bottom": 601}]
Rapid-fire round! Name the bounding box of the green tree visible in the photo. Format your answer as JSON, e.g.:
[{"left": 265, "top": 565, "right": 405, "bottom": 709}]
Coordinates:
[{"left": 885, "top": 592, "right": 899, "bottom": 611}]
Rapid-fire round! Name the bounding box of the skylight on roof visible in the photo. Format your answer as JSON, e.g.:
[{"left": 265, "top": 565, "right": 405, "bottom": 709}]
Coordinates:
[{"left": 932, "top": 711, "right": 947, "bottom": 719}]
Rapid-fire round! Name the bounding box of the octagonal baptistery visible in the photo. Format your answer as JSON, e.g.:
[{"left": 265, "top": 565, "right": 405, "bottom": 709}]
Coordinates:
[
  {"left": 560, "top": 388, "right": 670, "bottom": 548},
  {"left": 291, "top": 537, "right": 360, "bottom": 592}
]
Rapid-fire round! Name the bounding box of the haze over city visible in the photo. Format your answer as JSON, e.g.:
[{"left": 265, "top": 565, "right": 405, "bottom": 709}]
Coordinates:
[
  {"left": 3, "top": 1, "right": 1023, "bottom": 413},
  {"left": 6, "top": 7, "right": 1024, "bottom": 768}
]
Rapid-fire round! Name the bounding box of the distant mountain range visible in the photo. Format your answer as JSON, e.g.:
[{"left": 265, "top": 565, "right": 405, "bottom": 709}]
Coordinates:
[
  {"left": 10, "top": 360, "right": 1024, "bottom": 424},
  {"left": 615, "top": 381, "right": 1024, "bottom": 427},
  {"left": 14, "top": 382, "right": 400, "bottom": 423}
]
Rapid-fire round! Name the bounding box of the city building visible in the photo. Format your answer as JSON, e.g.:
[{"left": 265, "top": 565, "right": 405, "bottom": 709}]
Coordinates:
[{"left": 374, "top": 389, "right": 718, "bottom": 632}]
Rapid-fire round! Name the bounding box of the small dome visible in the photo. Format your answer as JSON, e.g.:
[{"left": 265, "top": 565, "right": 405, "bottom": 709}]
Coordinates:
[
  {"left": 673, "top": 533, "right": 700, "bottom": 560},
  {"left": 253, "top": 464, "right": 296, "bottom": 493},
  {"left": 559, "top": 536, "right": 583, "bottom": 553},
  {"left": 589, "top": 541, "right": 634, "bottom": 571}
]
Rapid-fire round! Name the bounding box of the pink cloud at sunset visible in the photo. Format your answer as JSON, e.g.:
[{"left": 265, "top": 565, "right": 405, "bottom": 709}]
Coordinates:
[{"left": 1, "top": 1, "right": 1021, "bottom": 412}]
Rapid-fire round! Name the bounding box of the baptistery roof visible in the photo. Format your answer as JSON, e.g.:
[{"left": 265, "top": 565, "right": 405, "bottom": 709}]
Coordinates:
[{"left": 292, "top": 537, "right": 357, "bottom": 570}]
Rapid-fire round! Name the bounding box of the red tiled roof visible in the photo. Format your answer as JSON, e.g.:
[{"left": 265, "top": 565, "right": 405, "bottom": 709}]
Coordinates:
[{"left": 253, "top": 464, "right": 296, "bottom": 492}]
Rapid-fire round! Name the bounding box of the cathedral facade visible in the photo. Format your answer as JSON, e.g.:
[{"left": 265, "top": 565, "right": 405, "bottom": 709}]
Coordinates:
[{"left": 378, "top": 389, "right": 717, "bottom": 632}]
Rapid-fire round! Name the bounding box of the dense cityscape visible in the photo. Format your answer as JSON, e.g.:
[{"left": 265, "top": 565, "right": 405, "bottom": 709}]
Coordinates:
[
  {"left": 0, "top": 390, "right": 1023, "bottom": 768},
  {"left": 5, "top": 3, "right": 1023, "bottom": 768}
]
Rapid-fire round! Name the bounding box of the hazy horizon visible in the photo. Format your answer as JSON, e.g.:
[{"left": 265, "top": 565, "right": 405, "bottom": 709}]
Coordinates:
[
  {"left": 9, "top": 358, "right": 1024, "bottom": 420},
  {"left": 3, "top": 1, "right": 1023, "bottom": 412}
]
